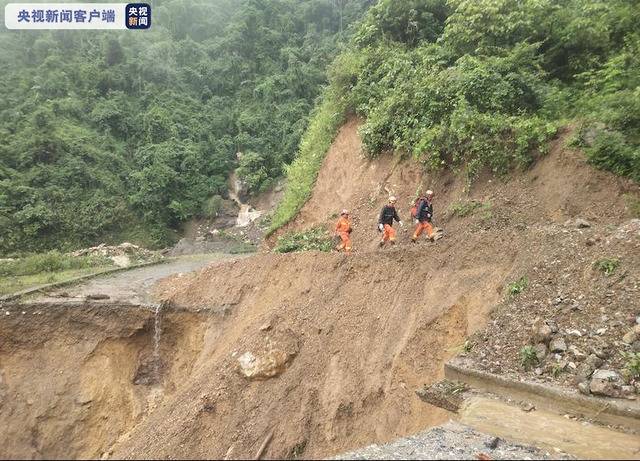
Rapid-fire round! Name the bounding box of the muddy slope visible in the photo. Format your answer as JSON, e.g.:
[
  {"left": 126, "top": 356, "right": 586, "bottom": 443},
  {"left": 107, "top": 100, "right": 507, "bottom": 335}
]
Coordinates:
[
  {"left": 0, "top": 303, "right": 210, "bottom": 459},
  {"left": 2, "top": 119, "right": 639, "bottom": 460},
  {"left": 110, "top": 122, "right": 638, "bottom": 459}
]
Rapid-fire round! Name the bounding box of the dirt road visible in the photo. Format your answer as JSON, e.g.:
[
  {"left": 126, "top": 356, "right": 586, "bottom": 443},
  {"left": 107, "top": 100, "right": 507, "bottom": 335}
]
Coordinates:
[{"left": 37, "top": 253, "right": 248, "bottom": 304}]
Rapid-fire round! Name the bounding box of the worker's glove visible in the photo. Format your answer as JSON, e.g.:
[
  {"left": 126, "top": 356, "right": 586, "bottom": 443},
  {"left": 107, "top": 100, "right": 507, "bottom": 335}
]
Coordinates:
[
  {"left": 414, "top": 219, "right": 419, "bottom": 225},
  {"left": 427, "top": 213, "right": 432, "bottom": 219},
  {"left": 378, "top": 223, "right": 384, "bottom": 232},
  {"left": 399, "top": 221, "right": 404, "bottom": 228}
]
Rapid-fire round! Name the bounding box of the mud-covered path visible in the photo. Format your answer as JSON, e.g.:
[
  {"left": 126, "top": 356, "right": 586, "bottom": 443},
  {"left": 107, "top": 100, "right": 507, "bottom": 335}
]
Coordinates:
[{"left": 35, "top": 253, "right": 249, "bottom": 304}]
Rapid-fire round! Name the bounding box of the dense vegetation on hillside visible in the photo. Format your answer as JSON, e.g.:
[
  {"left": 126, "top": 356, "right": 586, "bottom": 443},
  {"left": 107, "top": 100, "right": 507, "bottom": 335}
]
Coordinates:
[
  {"left": 270, "top": 0, "right": 640, "bottom": 232},
  {"left": 0, "top": 0, "right": 371, "bottom": 254}
]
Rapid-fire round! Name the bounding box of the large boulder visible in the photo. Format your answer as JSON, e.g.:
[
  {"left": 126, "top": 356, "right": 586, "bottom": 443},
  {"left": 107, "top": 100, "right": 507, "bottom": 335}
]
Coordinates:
[{"left": 237, "top": 349, "right": 295, "bottom": 380}]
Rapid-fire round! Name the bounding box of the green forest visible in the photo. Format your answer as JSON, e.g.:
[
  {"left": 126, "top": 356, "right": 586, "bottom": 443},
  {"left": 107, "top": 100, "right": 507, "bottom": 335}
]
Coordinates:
[
  {"left": 0, "top": 0, "right": 372, "bottom": 254},
  {"left": 270, "top": 0, "right": 640, "bottom": 231},
  {"left": 2, "top": 0, "right": 639, "bottom": 254}
]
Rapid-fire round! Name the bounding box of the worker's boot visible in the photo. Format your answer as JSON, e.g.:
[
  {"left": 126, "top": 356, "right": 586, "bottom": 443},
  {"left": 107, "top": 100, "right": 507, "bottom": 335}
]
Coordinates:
[
  {"left": 411, "top": 237, "right": 417, "bottom": 243},
  {"left": 378, "top": 240, "right": 385, "bottom": 248}
]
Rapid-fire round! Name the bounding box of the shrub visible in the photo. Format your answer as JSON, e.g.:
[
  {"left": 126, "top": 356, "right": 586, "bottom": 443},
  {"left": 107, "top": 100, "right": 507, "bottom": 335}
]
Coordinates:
[
  {"left": 274, "top": 227, "right": 334, "bottom": 254},
  {"left": 594, "top": 257, "right": 620, "bottom": 276},
  {"left": 621, "top": 351, "right": 640, "bottom": 381},
  {"left": 267, "top": 91, "right": 347, "bottom": 234},
  {"left": 520, "top": 345, "right": 538, "bottom": 371},
  {"left": 201, "top": 195, "right": 224, "bottom": 219},
  {"left": 449, "top": 200, "right": 482, "bottom": 217},
  {"left": 0, "top": 251, "right": 111, "bottom": 277},
  {"left": 507, "top": 276, "right": 528, "bottom": 297}
]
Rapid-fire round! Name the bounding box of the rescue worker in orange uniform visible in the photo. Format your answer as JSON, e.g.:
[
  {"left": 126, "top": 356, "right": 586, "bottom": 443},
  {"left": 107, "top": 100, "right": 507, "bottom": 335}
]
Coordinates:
[
  {"left": 334, "top": 209, "right": 353, "bottom": 254},
  {"left": 412, "top": 189, "right": 435, "bottom": 243},
  {"left": 378, "top": 196, "right": 404, "bottom": 247}
]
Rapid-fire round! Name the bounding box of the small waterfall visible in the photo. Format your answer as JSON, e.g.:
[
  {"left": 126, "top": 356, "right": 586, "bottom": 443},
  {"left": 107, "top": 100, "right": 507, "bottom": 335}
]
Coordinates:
[{"left": 228, "top": 171, "right": 263, "bottom": 227}]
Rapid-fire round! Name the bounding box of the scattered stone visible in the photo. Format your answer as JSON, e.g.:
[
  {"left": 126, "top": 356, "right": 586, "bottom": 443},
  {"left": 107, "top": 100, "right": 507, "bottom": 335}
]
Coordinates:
[
  {"left": 532, "top": 318, "right": 553, "bottom": 344},
  {"left": 631, "top": 341, "right": 640, "bottom": 353},
  {"left": 520, "top": 402, "right": 536, "bottom": 412},
  {"left": 86, "top": 293, "right": 110, "bottom": 300},
  {"left": 574, "top": 218, "right": 591, "bottom": 228},
  {"left": 534, "top": 343, "right": 548, "bottom": 361},
  {"left": 595, "top": 328, "right": 607, "bottom": 336},
  {"left": 484, "top": 437, "right": 500, "bottom": 450},
  {"left": 549, "top": 337, "right": 567, "bottom": 353},
  {"left": 568, "top": 345, "right": 586, "bottom": 361},
  {"left": 259, "top": 322, "right": 272, "bottom": 332},
  {"left": 577, "top": 382, "right": 591, "bottom": 395},
  {"left": 534, "top": 367, "right": 543, "bottom": 376},
  {"left": 566, "top": 329, "right": 582, "bottom": 338},
  {"left": 574, "top": 363, "right": 595, "bottom": 385},
  {"left": 585, "top": 354, "right": 604, "bottom": 369},
  {"left": 622, "top": 330, "right": 637, "bottom": 345},
  {"left": 590, "top": 369, "right": 622, "bottom": 397},
  {"left": 415, "top": 380, "right": 468, "bottom": 412},
  {"left": 546, "top": 320, "right": 559, "bottom": 334},
  {"left": 621, "top": 386, "right": 635, "bottom": 398},
  {"left": 567, "top": 361, "right": 577, "bottom": 371},
  {"left": 590, "top": 348, "right": 608, "bottom": 360},
  {"left": 585, "top": 238, "right": 596, "bottom": 246}
]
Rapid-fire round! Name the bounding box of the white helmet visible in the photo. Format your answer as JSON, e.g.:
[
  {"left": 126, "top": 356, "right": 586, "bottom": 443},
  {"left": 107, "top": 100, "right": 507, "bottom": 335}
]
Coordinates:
[
  {"left": 341, "top": 209, "right": 349, "bottom": 216},
  {"left": 389, "top": 196, "right": 397, "bottom": 203},
  {"left": 426, "top": 190, "right": 434, "bottom": 197}
]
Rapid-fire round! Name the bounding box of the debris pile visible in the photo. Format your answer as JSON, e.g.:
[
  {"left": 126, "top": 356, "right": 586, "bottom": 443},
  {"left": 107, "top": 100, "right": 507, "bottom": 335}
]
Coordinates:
[{"left": 71, "top": 243, "right": 159, "bottom": 267}]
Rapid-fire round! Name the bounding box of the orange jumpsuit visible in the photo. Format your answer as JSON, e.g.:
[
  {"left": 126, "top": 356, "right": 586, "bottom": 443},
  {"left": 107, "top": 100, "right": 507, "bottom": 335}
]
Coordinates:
[
  {"left": 382, "top": 224, "right": 396, "bottom": 243},
  {"left": 413, "top": 221, "right": 433, "bottom": 240},
  {"left": 335, "top": 217, "right": 352, "bottom": 253}
]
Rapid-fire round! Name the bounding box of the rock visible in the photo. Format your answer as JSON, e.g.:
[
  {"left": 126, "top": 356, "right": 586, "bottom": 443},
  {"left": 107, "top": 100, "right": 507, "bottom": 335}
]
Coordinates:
[
  {"left": 574, "top": 218, "right": 591, "bottom": 228},
  {"left": 631, "top": 341, "right": 640, "bottom": 353},
  {"left": 568, "top": 345, "right": 586, "bottom": 361},
  {"left": 590, "top": 348, "right": 608, "bottom": 360},
  {"left": 577, "top": 382, "right": 591, "bottom": 395},
  {"left": 621, "top": 386, "right": 635, "bottom": 397},
  {"left": 110, "top": 255, "right": 131, "bottom": 268},
  {"left": 532, "top": 318, "right": 553, "bottom": 344},
  {"left": 566, "top": 329, "right": 582, "bottom": 338},
  {"left": 622, "top": 331, "right": 637, "bottom": 345},
  {"left": 586, "top": 238, "right": 596, "bottom": 246},
  {"left": 86, "top": 293, "right": 110, "bottom": 300},
  {"left": 237, "top": 348, "right": 296, "bottom": 380},
  {"left": 549, "top": 337, "right": 567, "bottom": 353},
  {"left": 586, "top": 354, "right": 604, "bottom": 369},
  {"left": 259, "top": 322, "right": 272, "bottom": 332},
  {"left": 574, "top": 363, "right": 595, "bottom": 385},
  {"left": 547, "top": 320, "right": 559, "bottom": 334},
  {"left": 595, "top": 328, "right": 607, "bottom": 336},
  {"left": 534, "top": 343, "right": 548, "bottom": 361},
  {"left": 567, "top": 361, "right": 577, "bottom": 371},
  {"left": 534, "top": 367, "right": 543, "bottom": 376},
  {"left": 590, "top": 369, "right": 622, "bottom": 397},
  {"left": 484, "top": 437, "right": 500, "bottom": 450},
  {"left": 520, "top": 402, "right": 536, "bottom": 412},
  {"left": 415, "top": 380, "right": 467, "bottom": 412},
  {"left": 634, "top": 324, "right": 640, "bottom": 334}
]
